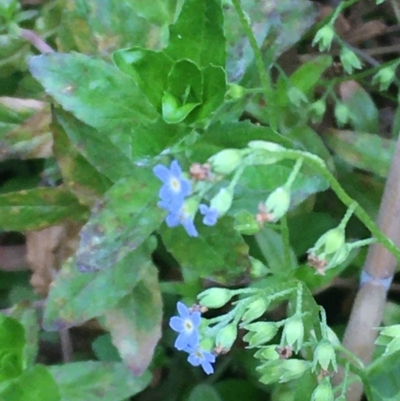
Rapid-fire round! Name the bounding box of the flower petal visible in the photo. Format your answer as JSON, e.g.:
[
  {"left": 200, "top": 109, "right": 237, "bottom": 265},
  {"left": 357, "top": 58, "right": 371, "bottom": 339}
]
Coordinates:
[
  {"left": 153, "top": 165, "right": 170, "bottom": 182},
  {"left": 182, "top": 217, "right": 198, "bottom": 237},
  {"left": 190, "top": 311, "right": 201, "bottom": 327},
  {"left": 175, "top": 333, "right": 189, "bottom": 351},
  {"left": 200, "top": 360, "right": 214, "bottom": 375},
  {"left": 169, "top": 316, "right": 184, "bottom": 332},
  {"left": 177, "top": 302, "right": 190, "bottom": 318},
  {"left": 187, "top": 354, "right": 201, "bottom": 367},
  {"left": 170, "top": 160, "right": 182, "bottom": 176}
]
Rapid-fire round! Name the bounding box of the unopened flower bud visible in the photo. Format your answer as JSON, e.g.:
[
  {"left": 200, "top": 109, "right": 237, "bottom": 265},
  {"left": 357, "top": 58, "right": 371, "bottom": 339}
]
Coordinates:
[
  {"left": 279, "top": 359, "right": 311, "bottom": 383},
  {"left": 208, "top": 149, "right": 243, "bottom": 175},
  {"left": 340, "top": 47, "right": 362, "bottom": 74},
  {"left": 262, "top": 187, "right": 291, "bottom": 223},
  {"left": 227, "top": 83, "right": 246, "bottom": 99},
  {"left": 241, "top": 298, "right": 269, "bottom": 323},
  {"left": 282, "top": 315, "right": 304, "bottom": 352},
  {"left": 254, "top": 345, "right": 280, "bottom": 361},
  {"left": 312, "top": 340, "right": 337, "bottom": 372},
  {"left": 197, "top": 288, "right": 233, "bottom": 308},
  {"left": 215, "top": 323, "right": 237, "bottom": 350},
  {"left": 312, "top": 25, "right": 335, "bottom": 51},
  {"left": 372, "top": 66, "right": 396, "bottom": 91},
  {"left": 311, "top": 378, "right": 334, "bottom": 401},
  {"left": 288, "top": 87, "right": 308, "bottom": 107},
  {"left": 242, "top": 322, "right": 279, "bottom": 348},
  {"left": 309, "top": 99, "right": 326, "bottom": 123},
  {"left": 334, "top": 102, "right": 349, "bottom": 127},
  {"left": 249, "top": 257, "right": 269, "bottom": 278},
  {"left": 210, "top": 187, "right": 234, "bottom": 216}
]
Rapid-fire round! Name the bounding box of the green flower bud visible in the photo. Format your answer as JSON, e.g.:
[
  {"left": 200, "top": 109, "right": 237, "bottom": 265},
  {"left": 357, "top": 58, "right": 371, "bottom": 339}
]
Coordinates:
[
  {"left": 197, "top": 287, "right": 233, "bottom": 308},
  {"left": 209, "top": 187, "right": 234, "bottom": 216},
  {"left": 340, "top": 47, "right": 362, "bottom": 74},
  {"left": 199, "top": 337, "right": 215, "bottom": 353},
  {"left": 309, "top": 99, "right": 326, "bottom": 123},
  {"left": 254, "top": 345, "right": 280, "bottom": 361},
  {"left": 312, "top": 340, "right": 337, "bottom": 372},
  {"left": 215, "top": 323, "right": 238, "bottom": 350},
  {"left": 311, "top": 378, "right": 334, "bottom": 401},
  {"left": 372, "top": 66, "right": 396, "bottom": 90},
  {"left": 334, "top": 102, "right": 349, "bottom": 127},
  {"left": 263, "top": 187, "right": 291, "bottom": 223},
  {"left": 248, "top": 141, "right": 285, "bottom": 152},
  {"left": 282, "top": 315, "right": 304, "bottom": 352},
  {"left": 279, "top": 359, "right": 311, "bottom": 383},
  {"left": 208, "top": 149, "right": 244, "bottom": 175},
  {"left": 288, "top": 87, "right": 308, "bottom": 107},
  {"left": 241, "top": 298, "right": 269, "bottom": 323},
  {"left": 249, "top": 257, "right": 269, "bottom": 278},
  {"left": 312, "top": 25, "right": 335, "bottom": 51},
  {"left": 226, "top": 83, "right": 246, "bottom": 99},
  {"left": 242, "top": 322, "right": 279, "bottom": 348}
]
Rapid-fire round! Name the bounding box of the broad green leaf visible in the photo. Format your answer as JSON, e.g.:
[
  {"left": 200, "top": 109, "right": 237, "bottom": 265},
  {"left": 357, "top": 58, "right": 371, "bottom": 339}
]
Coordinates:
[
  {"left": 43, "top": 239, "right": 155, "bottom": 330},
  {"left": 113, "top": 48, "right": 174, "bottom": 112},
  {"left": 103, "top": 265, "right": 162, "bottom": 375},
  {"left": 289, "top": 55, "right": 332, "bottom": 96},
  {"left": 160, "top": 216, "right": 251, "bottom": 284},
  {"left": 192, "top": 65, "right": 226, "bottom": 122},
  {"left": 187, "top": 384, "right": 223, "bottom": 401},
  {"left": 0, "top": 365, "right": 60, "bottom": 401},
  {"left": 0, "top": 315, "right": 25, "bottom": 381},
  {"left": 29, "top": 53, "right": 157, "bottom": 132},
  {"left": 52, "top": 109, "right": 134, "bottom": 183},
  {"left": 58, "top": 0, "right": 168, "bottom": 56},
  {"left": 0, "top": 187, "right": 88, "bottom": 231},
  {"left": 366, "top": 351, "right": 400, "bottom": 401},
  {"left": 49, "top": 361, "right": 151, "bottom": 401},
  {"left": 92, "top": 334, "right": 120, "bottom": 362},
  {"left": 129, "top": 0, "right": 178, "bottom": 25},
  {"left": 76, "top": 171, "right": 165, "bottom": 273},
  {"left": 340, "top": 81, "right": 379, "bottom": 133},
  {"left": 166, "top": 0, "right": 225, "bottom": 68},
  {"left": 52, "top": 109, "right": 112, "bottom": 206},
  {"left": 255, "top": 227, "right": 297, "bottom": 275},
  {"left": 325, "top": 129, "right": 394, "bottom": 178}
]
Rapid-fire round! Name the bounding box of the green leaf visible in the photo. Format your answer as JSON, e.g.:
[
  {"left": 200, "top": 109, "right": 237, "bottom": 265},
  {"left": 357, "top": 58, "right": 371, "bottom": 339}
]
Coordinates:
[
  {"left": 29, "top": 53, "right": 157, "bottom": 132},
  {"left": 255, "top": 227, "right": 297, "bottom": 275},
  {"left": 52, "top": 108, "right": 113, "bottom": 206},
  {"left": 0, "top": 315, "right": 25, "bottom": 382},
  {"left": 58, "top": 0, "right": 169, "bottom": 56},
  {"left": 92, "top": 334, "right": 120, "bottom": 362},
  {"left": 325, "top": 129, "right": 394, "bottom": 178},
  {"left": 0, "top": 187, "right": 88, "bottom": 231},
  {"left": 49, "top": 361, "right": 151, "bottom": 401},
  {"left": 366, "top": 351, "right": 400, "bottom": 401},
  {"left": 340, "top": 81, "right": 379, "bottom": 133},
  {"left": 43, "top": 239, "right": 155, "bottom": 330},
  {"left": 162, "top": 92, "right": 200, "bottom": 124},
  {"left": 113, "top": 48, "right": 174, "bottom": 112},
  {"left": 103, "top": 265, "right": 162, "bottom": 376},
  {"left": 166, "top": 0, "right": 226, "bottom": 68},
  {"left": 52, "top": 109, "right": 134, "bottom": 183},
  {"left": 160, "top": 216, "right": 251, "bottom": 284},
  {"left": 76, "top": 171, "right": 165, "bottom": 273},
  {"left": 10, "top": 306, "right": 39, "bottom": 369},
  {"left": 0, "top": 365, "right": 60, "bottom": 401},
  {"left": 187, "top": 384, "right": 223, "bottom": 401}
]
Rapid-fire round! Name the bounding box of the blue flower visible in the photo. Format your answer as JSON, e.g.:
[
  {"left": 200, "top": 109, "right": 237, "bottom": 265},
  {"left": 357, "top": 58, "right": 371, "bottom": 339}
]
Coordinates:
[
  {"left": 199, "top": 204, "right": 219, "bottom": 226},
  {"left": 184, "top": 345, "right": 216, "bottom": 375},
  {"left": 169, "top": 302, "right": 201, "bottom": 350},
  {"left": 159, "top": 199, "right": 199, "bottom": 237},
  {"left": 153, "top": 160, "right": 191, "bottom": 208}
]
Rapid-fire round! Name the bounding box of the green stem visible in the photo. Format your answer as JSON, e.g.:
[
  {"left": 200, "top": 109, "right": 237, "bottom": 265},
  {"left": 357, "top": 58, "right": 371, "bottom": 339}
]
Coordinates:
[
  {"left": 273, "top": 149, "right": 400, "bottom": 262},
  {"left": 285, "top": 158, "right": 304, "bottom": 189},
  {"left": 281, "top": 215, "right": 292, "bottom": 270},
  {"left": 231, "top": 0, "right": 277, "bottom": 131}
]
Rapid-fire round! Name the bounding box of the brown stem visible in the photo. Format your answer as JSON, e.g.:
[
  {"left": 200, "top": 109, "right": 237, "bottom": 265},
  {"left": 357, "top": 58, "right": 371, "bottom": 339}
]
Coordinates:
[
  {"left": 334, "top": 135, "right": 400, "bottom": 400},
  {"left": 19, "top": 28, "right": 54, "bottom": 54}
]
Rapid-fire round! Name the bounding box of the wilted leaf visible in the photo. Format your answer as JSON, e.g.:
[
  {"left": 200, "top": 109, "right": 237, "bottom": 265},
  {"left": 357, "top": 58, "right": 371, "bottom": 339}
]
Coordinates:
[
  {"left": 43, "top": 239, "right": 155, "bottom": 330},
  {"left": 103, "top": 265, "right": 162, "bottom": 376},
  {"left": 0, "top": 187, "right": 88, "bottom": 231},
  {"left": 76, "top": 170, "right": 164, "bottom": 273},
  {"left": 49, "top": 361, "right": 151, "bottom": 401},
  {"left": 325, "top": 129, "right": 394, "bottom": 177}
]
